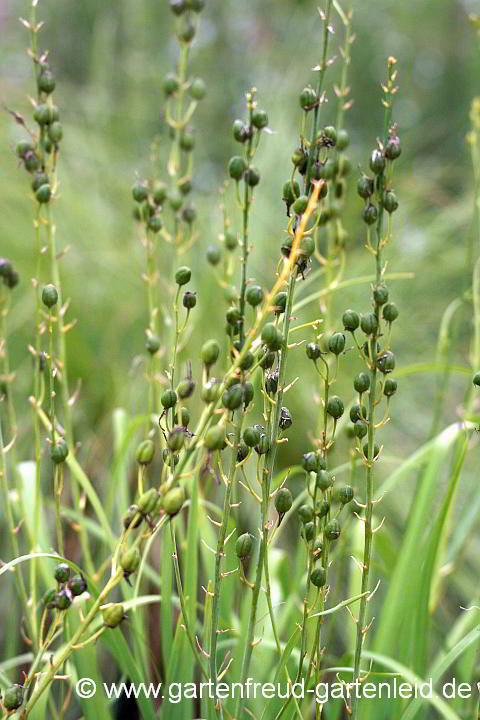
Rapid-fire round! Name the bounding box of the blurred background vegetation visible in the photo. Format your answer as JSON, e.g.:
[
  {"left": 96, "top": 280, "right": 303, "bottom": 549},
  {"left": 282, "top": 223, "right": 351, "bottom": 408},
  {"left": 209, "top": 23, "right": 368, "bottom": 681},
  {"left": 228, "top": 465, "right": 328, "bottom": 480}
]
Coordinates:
[{"left": 1, "top": 0, "right": 480, "bottom": 712}]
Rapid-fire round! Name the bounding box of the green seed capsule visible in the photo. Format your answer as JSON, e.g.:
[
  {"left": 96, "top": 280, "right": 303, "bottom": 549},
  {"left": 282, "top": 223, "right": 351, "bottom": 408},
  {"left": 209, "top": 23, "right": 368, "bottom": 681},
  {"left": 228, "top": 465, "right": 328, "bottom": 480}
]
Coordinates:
[
  {"left": 190, "top": 77, "right": 206, "bottom": 100},
  {"left": 274, "top": 292, "right": 287, "bottom": 315},
  {"left": 361, "top": 312, "right": 378, "bottom": 336},
  {"left": 69, "top": 573, "right": 88, "bottom": 596},
  {"left": 298, "top": 504, "right": 314, "bottom": 524},
  {"left": 170, "top": 0, "right": 186, "bottom": 14},
  {"left": 326, "top": 396, "right": 344, "bottom": 420},
  {"left": 168, "top": 189, "right": 183, "bottom": 211},
  {"left": 36, "top": 183, "right": 52, "bottom": 204},
  {"left": 222, "top": 384, "right": 243, "bottom": 411},
  {"left": 246, "top": 285, "right": 264, "bottom": 307},
  {"left": 147, "top": 214, "right": 163, "bottom": 233},
  {"left": 186, "top": 0, "right": 205, "bottom": 11},
  {"left": 275, "top": 487, "right": 293, "bottom": 515},
  {"left": 315, "top": 500, "right": 330, "bottom": 518},
  {"left": 312, "top": 537, "right": 323, "bottom": 559},
  {"left": 178, "top": 18, "right": 195, "bottom": 42},
  {"left": 16, "top": 139, "right": 34, "bottom": 157},
  {"left": 302, "top": 521, "right": 315, "bottom": 542},
  {"left": 328, "top": 332, "right": 346, "bottom": 355},
  {"left": 228, "top": 155, "right": 246, "bottom": 180},
  {"left": 54, "top": 563, "right": 70, "bottom": 583},
  {"left": 204, "top": 424, "right": 225, "bottom": 451},
  {"left": 142, "top": 203, "right": 155, "bottom": 221},
  {"left": 292, "top": 195, "right": 309, "bottom": 215},
  {"left": 259, "top": 348, "right": 275, "bottom": 370},
  {"left": 123, "top": 505, "right": 142, "bottom": 529},
  {"left": 146, "top": 333, "right": 161, "bottom": 354},
  {"left": 224, "top": 231, "right": 238, "bottom": 251},
  {"left": 252, "top": 109, "right": 268, "bottom": 129},
  {"left": 316, "top": 470, "right": 332, "bottom": 491},
  {"left": 206, "top": 244, "right": 222, "bottom": 265},
  {"left": 177, "top": 378, "right": 195, "bottom": 399},
  {"left": 299, "top": 236, "right": 315, "bottom": 258},
  {"left": 325, "top": 518, "right": 341, "bottom": 541},
  {"left": 163, "top": 73, "right": 180, "bottom": 95},
  {"left": 51, "top": 438, "right": 69, "bottom": 464},
  {"left": 42, "top": 283, "right": 58, "bottom": 308},
  {"left": 120, "top": 547, "right": 141, "bottom": 574},
  {"left": 179, "top": 130, "right": 195, "bottom": 152},
  {"left": 354, "top": 420, "right": 368, "bottom": 439},
  {"left": 299, "top": 86, "right": 317, "bottom": 110},
  {"left": 310, "top": 567, "right": 326, "bottom": 588},
  {"left": 48, "top": 121, "right": 63, "bottom": 144},
  {"left": 132, "top": 181, "right": 148, "bottom": 203},
  {"left": 168, "top": 427, "right": 185, "bottom": 452},
  {"left": 383, "top": 191, "right": 399, "bottom": 213},
  {"left": 354, "top": 372, "right": 370, "bottom": 394},
  {"left": 175, "top": 267, "right": 191, "bottom": 287},
  {"left": 350, "top": 403, "right": 367, "bottom": 423},
  {"left": 383, "top": 378, "right": 397, "bottom": 397},
  {"left": 473, "top": 372, "right": 480, "bottom": 387},
  {"left": 373, "top": 285, "right": 389, "bottom": 305},
  {"left": 183, "top": 291, "right": 197, "bottom": 309},
  {"left": 235, "top": 532, "right": 253, "bottom": 559},
  {"left": 164, "top": 486, "right": 186, "bottom": 516},
  {"left": 201, "top": 379, "right": 220, "bottom": 403},
  {"left": 333, "top": 484, "right": 354, "bottom": 504},
  {"left": 232, "top": 119, "right": 248, "bottom": 143},
  {"left": 161, "top": 389, "right": 177, "bottom": 409},
  {"left": 385, "top": 135, "right": 401, "bottom": 160},
  {"left": 138, "top": 488, "right": 160, "bottom": 515},
  {"left": 34, "top": 103, "right": 55, "bottom": 125},
  {"left": 261, "top": 323, "right": 277, "bottom": 346},
  {"left": 363, "top": 443, "right": 380, "bottom": 460},
  {"left": 31, "top": 172, "right": 49, "bottom": 192},
  {"left": 377, "top": 350, "right": 396, "bottom": 374},
  {"left": 282, "top": 180, "right": 301, "bottom": 205},
  {"left": 357, "top": 175, "right": 374, "bottom": 199},
  {"left": 55, "top": 588, "right": 72, "bottom": 610},
  {"left": 254, "top": 433, "right": 270, "bottom": 455},
  {"left": 3, "top": 685, "right": 24, "bottom": 711},
  {"left": 342, "top": 309, "right": 360, "bottom": 332},
  {"left": 245, "top": 166, "right": 260, "bottom": 187},
  {"left": 136, "top": 439, "right": 155, "bottom": 465},
  {"left": 174, "top": 406, "right": 190, "bottom": 428},
  {"left": 153, "top": 181, "right": 168, "bottom": 205},
  {"left": 201, "top": 339, "right": 220, "bottom": 366},
  {"left": 362, "top": 203, "right": 378, "bottom": 225},
  {"left": 383, "top": 302, "right": 399, "bottom": 323},
  {"left": 336, "top": 129, "right": 350, "bottom": 150},
  {"left": 301, "top": 451, "right": 319, "bottom": 473},
  {"left": 306, "top": 343, "right": 322, "bottom": 361},
  {"left": 370, "top": 149, "right": 386, "bottom": 174},
  {"left": 43, "top": 587, "right": 57, "bottom": 608},
  {"left": 24, "top": 151, "right": 39, "bottom": 171},
  {"left": 103, "top": 603, "right": 126, "bottom": 628},
  {"left": 323, "top": 125, "right": 337, "bottom": 144},
  {"left": 243, "top": 426, "right": 261, "bottom": 448}
]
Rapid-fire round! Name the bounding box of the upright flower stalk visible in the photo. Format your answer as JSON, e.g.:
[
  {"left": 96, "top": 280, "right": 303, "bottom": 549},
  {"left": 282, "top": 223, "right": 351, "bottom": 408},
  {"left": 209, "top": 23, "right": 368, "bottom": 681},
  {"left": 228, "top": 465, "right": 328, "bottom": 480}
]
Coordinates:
[{"left": 349, "top": 57, "right": 401, "bottom": 719}]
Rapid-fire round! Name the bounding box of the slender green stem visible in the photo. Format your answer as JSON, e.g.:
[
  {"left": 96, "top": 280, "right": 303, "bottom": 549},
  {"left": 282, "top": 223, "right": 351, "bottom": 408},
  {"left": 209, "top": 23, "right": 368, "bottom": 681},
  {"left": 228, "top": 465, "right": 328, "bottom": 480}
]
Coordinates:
[
  {"left": 351, "top": 59, "right": 397, "bottom": 719},
  {"left": 210, "top": 410, "right": 243, "bottom": 718}
]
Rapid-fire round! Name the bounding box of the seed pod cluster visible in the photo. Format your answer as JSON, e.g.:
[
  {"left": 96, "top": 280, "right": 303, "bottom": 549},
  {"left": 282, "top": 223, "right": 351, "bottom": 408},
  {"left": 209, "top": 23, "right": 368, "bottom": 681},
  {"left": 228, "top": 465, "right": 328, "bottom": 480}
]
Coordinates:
[{"left": 43, "top": 563, "right": 88, "bottom": 612}]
